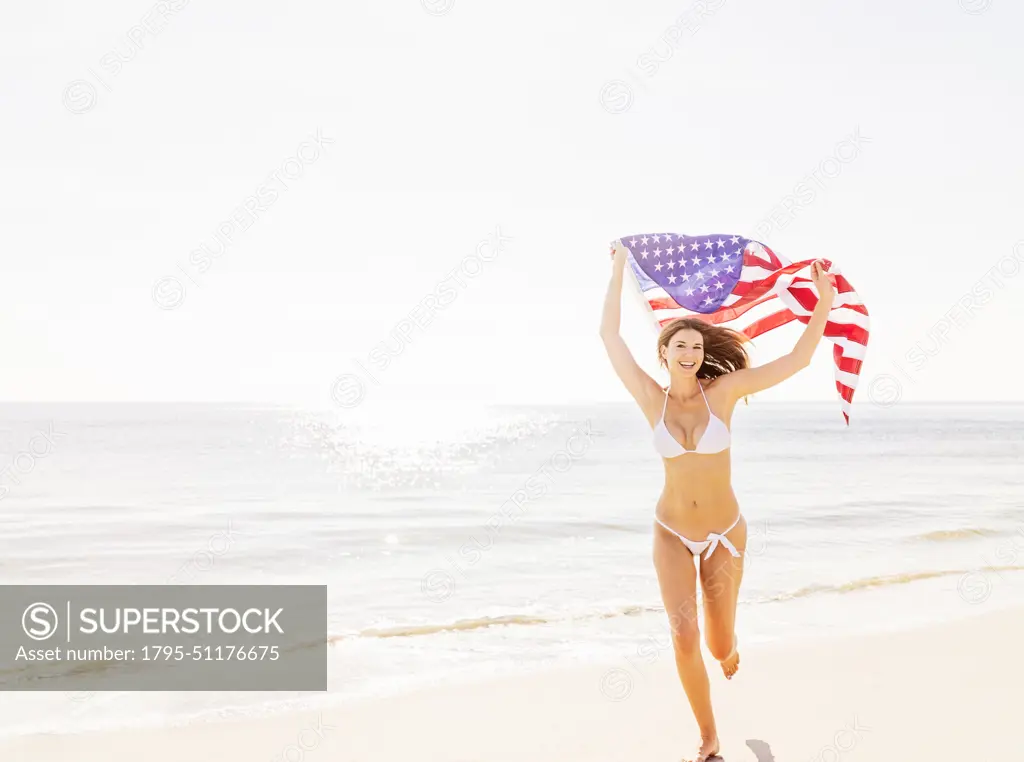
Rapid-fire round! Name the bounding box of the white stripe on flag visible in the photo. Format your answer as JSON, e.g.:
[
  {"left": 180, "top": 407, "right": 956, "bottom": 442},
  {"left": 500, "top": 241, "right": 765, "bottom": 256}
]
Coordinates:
[
  {"left": 737, "top": 264, "right": 777, "bottom": 282},
  {"left": 827, "top": 306, "right": 871, "bottom": 331},
  {"left": 833, "top": 336, "right": 868, "bottom": 360},
  {"left": 836, "top": 370, "right": 862, "bottom": 389}
]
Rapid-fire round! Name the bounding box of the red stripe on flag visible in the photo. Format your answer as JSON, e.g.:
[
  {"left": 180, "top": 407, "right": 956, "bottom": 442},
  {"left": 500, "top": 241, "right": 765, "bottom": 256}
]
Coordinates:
[
  {"left": 787, "top": 284, "right": 819, "bottom": 313},
  {"left": 708, "top": 294, "right": 779, "bottom": 324},
  {"left": 742, "top": 251, "right": 776, "bottom": 271},
  {"left": 833, "top": 274, "right": 861, "bottom": 297},
  {"left": 648, "top": 295, "right": 684, "bottom": 311},
  {"left": 741, "top": 309, "right": 798, "bottom": 339},
  {"left": 841, "top": 302, "right": 870, "bottom": 316},
  {"left": 835, "top": 351, "right": 863, "bottom": 376},
  {"left": 825, "top": 320, "right": 869, "bottom": 346},
  {"left": 760, "top": 244, "right": 784, "bottom": 269}
]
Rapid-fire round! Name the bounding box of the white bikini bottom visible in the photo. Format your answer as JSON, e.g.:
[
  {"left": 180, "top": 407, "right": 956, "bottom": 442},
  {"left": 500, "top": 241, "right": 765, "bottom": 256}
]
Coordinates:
[{"left": 655, "top": 513, "right": 742, "bottom": 560}]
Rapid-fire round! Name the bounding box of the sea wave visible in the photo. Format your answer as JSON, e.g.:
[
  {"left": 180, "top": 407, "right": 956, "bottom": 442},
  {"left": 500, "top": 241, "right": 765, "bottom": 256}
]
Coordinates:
[
  {"left": 334, "top": 565, "right": 1024, "bottom": 641},
  {"left": 756, "top": 564, "right": 1024, "bottom": 602},
  {"left": 334, "top": 605, "right": 662, "bottom": 641}
]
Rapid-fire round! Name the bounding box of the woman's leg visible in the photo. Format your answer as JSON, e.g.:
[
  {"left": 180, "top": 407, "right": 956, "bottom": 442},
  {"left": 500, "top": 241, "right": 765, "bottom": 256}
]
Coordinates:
[
  {"left": 652, "top": 523, "right": 719, "bottom": 757},
  {"left": 699, "top": 514, "right": 748, "bottom": 679}
]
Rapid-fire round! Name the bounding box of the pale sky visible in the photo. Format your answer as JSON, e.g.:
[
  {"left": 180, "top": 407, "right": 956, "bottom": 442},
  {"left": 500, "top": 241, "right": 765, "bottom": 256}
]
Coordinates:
[{"left": 2, "top": 0, "right": 1022, "bottom": 409}]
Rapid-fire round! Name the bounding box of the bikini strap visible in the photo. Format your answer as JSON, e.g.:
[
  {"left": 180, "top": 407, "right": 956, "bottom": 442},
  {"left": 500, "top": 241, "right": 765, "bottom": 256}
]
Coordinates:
[
  {"left": 661, "top": 385, "right": 670, "bottom": 420},
  {"left": 721, "top": 512, "right": 742, "bottom": 534},
  {"left": 698, "top": 380, "right": 712, "bottom": 413}
]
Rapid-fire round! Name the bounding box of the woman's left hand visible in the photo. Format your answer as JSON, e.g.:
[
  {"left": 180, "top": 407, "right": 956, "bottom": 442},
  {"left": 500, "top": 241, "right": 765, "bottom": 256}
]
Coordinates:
[{"left": 810, "top": 259, "right": 835, "bottom": 301}]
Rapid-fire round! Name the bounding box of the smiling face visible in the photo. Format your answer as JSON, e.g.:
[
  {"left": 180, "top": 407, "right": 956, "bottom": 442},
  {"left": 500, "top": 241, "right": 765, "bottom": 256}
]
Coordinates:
[{"left": 661, "top": 327, "right": 705, "bottom": 376}]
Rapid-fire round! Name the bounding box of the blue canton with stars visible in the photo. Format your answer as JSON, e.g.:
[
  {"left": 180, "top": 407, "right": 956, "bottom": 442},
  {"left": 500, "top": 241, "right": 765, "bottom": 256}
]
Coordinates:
[{"left": 622, "top": 233, "right": 750, "bottom": 313}]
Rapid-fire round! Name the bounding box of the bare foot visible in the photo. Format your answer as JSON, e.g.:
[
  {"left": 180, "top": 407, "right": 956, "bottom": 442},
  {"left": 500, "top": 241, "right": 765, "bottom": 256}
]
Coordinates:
[
  {"left": 719, "top": 635, "right": 740, "bottom": 679},
  {"left": 688, "top": 734, "right": 720, "bottom": 761}
]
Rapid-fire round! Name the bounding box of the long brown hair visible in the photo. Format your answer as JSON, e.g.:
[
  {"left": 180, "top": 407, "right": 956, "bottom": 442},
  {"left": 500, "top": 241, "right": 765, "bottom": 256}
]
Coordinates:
[{"left": 657, "top": 317, "right": 751, "bottom": 381}]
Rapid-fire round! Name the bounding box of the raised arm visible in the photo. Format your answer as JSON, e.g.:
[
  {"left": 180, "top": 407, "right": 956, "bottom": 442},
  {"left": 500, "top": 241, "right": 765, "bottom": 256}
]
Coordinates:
[
  {"left": 717, "top": 260, "right": 837, "bottom": 401},
  {"left": 600, "top": 241, "right": 660, "bottom": 409}
]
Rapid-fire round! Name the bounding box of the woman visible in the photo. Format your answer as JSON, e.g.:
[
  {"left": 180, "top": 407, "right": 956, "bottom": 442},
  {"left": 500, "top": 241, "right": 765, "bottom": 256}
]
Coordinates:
[{"left": 599, "top": 239, "right": 835, "bottom": 761}]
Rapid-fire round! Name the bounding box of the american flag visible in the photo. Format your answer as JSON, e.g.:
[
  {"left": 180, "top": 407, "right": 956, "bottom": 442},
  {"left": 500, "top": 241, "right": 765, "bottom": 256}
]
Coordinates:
[{"left": 616, "top": 232, "right": 870, "bottom": 424}]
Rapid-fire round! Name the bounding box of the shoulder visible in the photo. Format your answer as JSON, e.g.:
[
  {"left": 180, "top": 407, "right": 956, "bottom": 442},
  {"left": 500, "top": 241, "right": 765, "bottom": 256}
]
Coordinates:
[
  {"left": 703, "top": 371, "right": 740, "bottom": 392},
  {"left": 701, "top": 374, "right": 742, "bottom": 409},
  {"left": 700, "top": 376, "right": 725, "bottom": 392}
]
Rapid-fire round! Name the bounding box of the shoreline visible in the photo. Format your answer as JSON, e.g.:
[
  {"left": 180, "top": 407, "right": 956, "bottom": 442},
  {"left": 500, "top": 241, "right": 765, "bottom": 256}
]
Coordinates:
[{"left": 3, "top": 602, "right": 1020, "bottom": 761}]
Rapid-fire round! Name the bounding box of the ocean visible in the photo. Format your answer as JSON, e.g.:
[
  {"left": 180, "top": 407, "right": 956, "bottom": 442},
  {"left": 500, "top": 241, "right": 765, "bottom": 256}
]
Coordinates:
[{"left": 1, "top": 401, "right": 1022, "bottom": 736}]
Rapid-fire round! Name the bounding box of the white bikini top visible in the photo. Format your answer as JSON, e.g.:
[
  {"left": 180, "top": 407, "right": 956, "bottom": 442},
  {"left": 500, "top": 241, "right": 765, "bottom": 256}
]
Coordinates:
[{"left": 653, "top": 381, "right": 731, "bottom": 458}]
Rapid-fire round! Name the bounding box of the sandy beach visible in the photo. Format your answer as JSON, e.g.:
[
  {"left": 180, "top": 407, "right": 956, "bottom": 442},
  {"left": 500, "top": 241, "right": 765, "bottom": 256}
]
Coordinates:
[{"left": 3, "top": 603, "right": 1018, "bottom": 761}]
